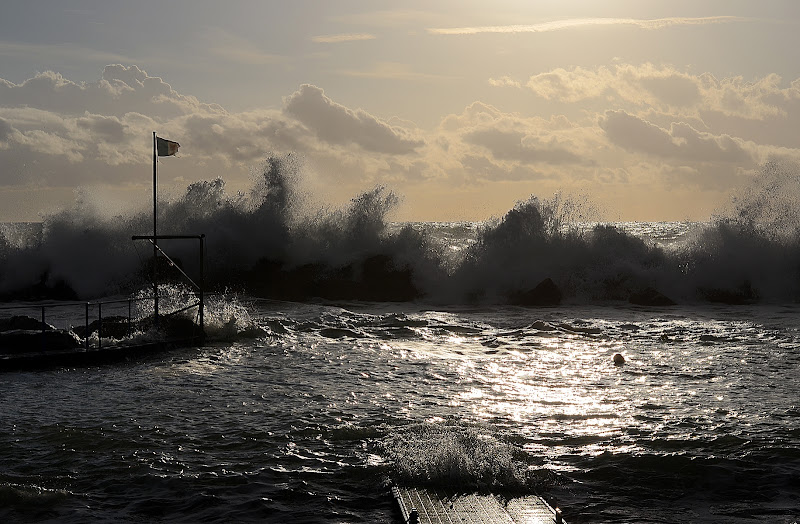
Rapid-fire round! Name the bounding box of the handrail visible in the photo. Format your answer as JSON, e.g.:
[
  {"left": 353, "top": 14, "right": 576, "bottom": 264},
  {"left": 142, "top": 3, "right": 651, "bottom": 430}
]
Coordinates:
[
  {"left": 0, "top": 291, "right": 210, "bottom": 351},
  {"left": 0, "top": 292, "right": 207, "bottom": 311}
]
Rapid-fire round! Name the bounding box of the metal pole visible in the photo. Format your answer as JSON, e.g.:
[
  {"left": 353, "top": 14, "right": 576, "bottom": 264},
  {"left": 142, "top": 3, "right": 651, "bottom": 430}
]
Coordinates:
[
  {"left": 41, "top": 305, "right": 45, "bottom": 351},
  {"left": 153, "top": 131, "right": 159, "bottom": 324},
  {"left": 199, "top": 234, "right": 205, "bottom": 333},
  {"left": 85, "top": 302, "right": 90, "bottom": 350}
]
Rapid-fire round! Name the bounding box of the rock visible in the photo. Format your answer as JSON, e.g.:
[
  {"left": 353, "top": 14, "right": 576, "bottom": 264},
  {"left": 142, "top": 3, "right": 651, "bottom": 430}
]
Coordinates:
[
  {"left": 0, "top": 329, "right": 82, "bottom": 354},
  {"left": 613, "top": 353, "right": 625, "bottom": 365},
  {"left": 0, "top": 315, "right": 53, "bottom": 332},
  {"left": 247, "top": 254, "right": 420, "bottom": 302},
  {"left": 510, "top": 278, "right": 562, "bottom": 307},
  {"left": 629, "top": 287, "right": 676, "bottom": 306},
  {"left": 72, "top": 316, "right": 132, "bottom": 339},
  {"left": 360, "top": 254, "right": 419, "bottom": 302},
  {"left": 698, "top": 281, "right": 759, "bottom": 305}
]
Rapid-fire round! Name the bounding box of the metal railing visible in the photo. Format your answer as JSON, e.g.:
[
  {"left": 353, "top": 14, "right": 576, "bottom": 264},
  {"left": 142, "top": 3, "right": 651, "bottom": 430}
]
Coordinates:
[{"left": 0, "top": 292, "right": 202, "bottom": 351}]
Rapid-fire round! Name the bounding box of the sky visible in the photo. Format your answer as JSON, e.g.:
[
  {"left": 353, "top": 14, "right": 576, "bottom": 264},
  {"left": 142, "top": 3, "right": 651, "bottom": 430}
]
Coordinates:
[{"left": 1, "top": 0, "right": 800, "bottom": 222}]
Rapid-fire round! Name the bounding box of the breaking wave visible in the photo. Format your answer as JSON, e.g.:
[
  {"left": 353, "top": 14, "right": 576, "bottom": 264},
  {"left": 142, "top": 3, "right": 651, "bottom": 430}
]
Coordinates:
[
  {"left": 3, "top": 156, "right": 800, "bottom": 305},
  {"left": 379, "top": 421, "right": 555, "bottom": 493}
]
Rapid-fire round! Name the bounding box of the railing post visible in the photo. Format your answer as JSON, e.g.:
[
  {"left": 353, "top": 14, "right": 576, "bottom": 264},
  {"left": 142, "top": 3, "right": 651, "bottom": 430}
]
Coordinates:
[
  {"left": 128, "top": 298, "right": 132, "bottom": 335},
  {"left": 199, "top": 234, "right": 205, "bottom": 334},
  {"left": 41, "top": 305, "right": 46, "bottom": 351},
  {"left": 85, "top": 302, "right": 90, "bottom": 350}
]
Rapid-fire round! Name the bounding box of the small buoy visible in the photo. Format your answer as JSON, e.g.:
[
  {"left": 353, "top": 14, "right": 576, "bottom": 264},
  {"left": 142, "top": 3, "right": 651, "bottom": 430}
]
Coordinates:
[{"left": 613, "top": 353, "right": 625, "bottom": 365}]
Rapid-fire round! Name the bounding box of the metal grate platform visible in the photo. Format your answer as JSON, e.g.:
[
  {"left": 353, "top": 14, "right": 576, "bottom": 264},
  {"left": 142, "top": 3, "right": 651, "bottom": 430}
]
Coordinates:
[{"left": 392, "top": 487, "right": 564, "bottom": 524}]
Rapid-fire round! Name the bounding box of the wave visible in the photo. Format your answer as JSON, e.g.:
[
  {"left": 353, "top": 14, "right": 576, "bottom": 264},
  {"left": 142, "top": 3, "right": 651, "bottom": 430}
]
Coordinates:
[
  {"left": 3, "top": 156, "right": 800, "bottom": 305},
  {"left": 378, "top": 421, "right": 556, "bottom": 493}
]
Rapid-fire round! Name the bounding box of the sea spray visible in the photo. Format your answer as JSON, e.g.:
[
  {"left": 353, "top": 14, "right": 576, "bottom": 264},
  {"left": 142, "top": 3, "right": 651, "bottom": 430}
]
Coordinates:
[
  {"left": 4, "top": 157, "right": 800, "bottom": 304},
  {"left": 379, "top": 422, "right": 556, "bottom": 493},
  {"left": 672, "top": 159, "right": 800, "bottom": 302},
  {"left": 0, "top": 154, "right": 445, "bottom": 301},
  {"left": 450, "top": 194, "right": 671, "bottom": 303}
]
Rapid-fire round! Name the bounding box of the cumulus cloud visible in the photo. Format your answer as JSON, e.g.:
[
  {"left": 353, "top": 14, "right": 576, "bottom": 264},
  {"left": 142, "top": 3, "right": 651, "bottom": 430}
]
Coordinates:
[
  {"left": 432, "top": 102, "right": 601, "bottom": 184},
  {"left": 525, "top": 67, "right": 611, "bottom": 102},
  {"left": 0, "top": 65, "right": 221, "bottom": 120},
  {"left": 283, "top": 84, "right": 424, "bottom": 154},
  {"left": 488, "top": 76, "right": 522, "bottom": 89},
  {"left": 0, "top": 66, "right": 284, "bottom": 191},
  {"left": 522, "top": 64, "right": 792, "bottom": 121},
  {"left": 599, "top": 110, "right": 755, "bottom": 165},
  {"left": 0, "top": 117, "right": 13, "bottom": 142},
  {"left": 0, "top": 66, "right": 432, "bottom": 212},
  {"left": 463, "top": 128, "right": 584, "bottom": 165},
  {"left": 1, "top": 62, "right": 798, "bottom": 222}
]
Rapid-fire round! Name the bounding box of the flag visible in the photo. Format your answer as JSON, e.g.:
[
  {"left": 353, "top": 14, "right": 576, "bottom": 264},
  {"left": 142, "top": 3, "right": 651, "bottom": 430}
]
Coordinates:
[{"left": 156, "top": 136, "right": 180, "bottom": 156}]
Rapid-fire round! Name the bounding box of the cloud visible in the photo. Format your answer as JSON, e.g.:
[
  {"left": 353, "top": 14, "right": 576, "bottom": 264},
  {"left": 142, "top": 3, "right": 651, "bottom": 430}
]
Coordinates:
[
  {"left": 312, "top": 33, "right": 376, "bottom": 44},
  {"left": 428, "top": 16, "right": 746, "bottom": 35},
  {"left": 520, "top": 64, "right": 798, "bottom": 124},
  {"left": 488, "top": 76, "right": 522, "bottom": 89},
  {"left": 525, "top": 67, "right": 612, "bottom": 102},
  {"left": 433, "top": 102, "right": 600, "bottom": 184},
  {"left": 599, "top": 110, "right": 755, "bottom": 165},
  {"left": 463, "top": 128, "right": 584, "bottom": 165},
  {"left": 1, "top": 63, "right": 797, "bottom": 223},
  {"left": 76, "top": 114, "right": 127, "bottom": 144},
  {"left": 0, "top": 117, "right": 13, "bottom": 142},
  {"left": 283, "top": 84, "right": 424, "bottom": 154},
  {"left": 0, "top": 66, "right": 279, "bottom": 190},
  {"left": 0, "top": 65, "right": 222, "bottom": 119},
  {"left": 0, "top": 66, "right": 433, "bottom": 209}
]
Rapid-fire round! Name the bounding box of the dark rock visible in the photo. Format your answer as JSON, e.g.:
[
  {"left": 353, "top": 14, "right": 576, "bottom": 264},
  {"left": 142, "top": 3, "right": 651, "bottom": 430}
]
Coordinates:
[
  {"left": 629, "top": 287, "right": 676, "bottom": 306},
  {"left": 246, "top": 254, "right": 420, "bottom": 302},
  {"left": 73, "top": 316, "right": 132, "bottom": 339},
  {"left": 137, "top": 314, "right": 203, "bottom": 340},
  {"left": 510, "top": 278, "right": 562, "bottom": 307},
  {"left": 0, "top": 329, "right": 82, "bottom": 354},
  {"left": 698, "top": 281, "right": 759, "bottom": 305},
  {"left": 0, "top": 315, "right": 53, "bottom": 332},
  {"left": 360, "top": 254, "right": 418, "bottom": 302}
]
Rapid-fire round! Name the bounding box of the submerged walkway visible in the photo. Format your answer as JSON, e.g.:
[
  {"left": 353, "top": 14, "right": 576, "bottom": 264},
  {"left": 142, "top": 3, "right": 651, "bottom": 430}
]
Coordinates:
[{"left": 392, "top": 487, "right": 565, "bottom": 524}]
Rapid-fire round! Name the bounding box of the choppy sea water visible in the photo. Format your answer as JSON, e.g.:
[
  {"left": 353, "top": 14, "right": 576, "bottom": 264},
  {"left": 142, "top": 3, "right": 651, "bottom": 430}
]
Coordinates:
[{"left": 1, "top": 297, "right": 799, "bottom": 523}]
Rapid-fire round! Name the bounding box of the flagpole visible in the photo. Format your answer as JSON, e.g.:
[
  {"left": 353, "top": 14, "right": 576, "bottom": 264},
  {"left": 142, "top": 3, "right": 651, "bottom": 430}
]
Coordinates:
[{"left": 153, "top": 131, "right": 159, "bottom": 323}]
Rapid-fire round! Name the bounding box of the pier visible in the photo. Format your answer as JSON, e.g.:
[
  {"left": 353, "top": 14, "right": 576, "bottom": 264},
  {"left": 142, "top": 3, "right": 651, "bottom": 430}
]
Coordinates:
[{"left": 393, "top": 487, "right": 565, "bottom": 524}]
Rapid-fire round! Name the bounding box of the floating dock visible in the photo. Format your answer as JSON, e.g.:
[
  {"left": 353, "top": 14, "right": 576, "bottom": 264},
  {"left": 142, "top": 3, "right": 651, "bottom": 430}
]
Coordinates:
[{"left": 392, "top": 487, "right": 565, "bottom": 524}]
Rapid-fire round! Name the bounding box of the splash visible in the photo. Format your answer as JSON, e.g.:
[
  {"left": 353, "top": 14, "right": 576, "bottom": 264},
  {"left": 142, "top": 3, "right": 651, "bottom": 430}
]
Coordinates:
[
  {"left": 380, "top": 422, "right": 554, "bottom": 493},
  {"left": 3, "top": 157, "right": 800, "bottom": 305},
  {"left": 0, "top": 154, "right": 443, "bottom": 302}
]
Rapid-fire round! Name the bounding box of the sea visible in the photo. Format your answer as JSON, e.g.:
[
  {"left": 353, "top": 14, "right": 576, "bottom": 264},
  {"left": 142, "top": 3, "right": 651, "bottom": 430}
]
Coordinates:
[{"left": 1, "top": 158, "right": 799, "bottom": 523}]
